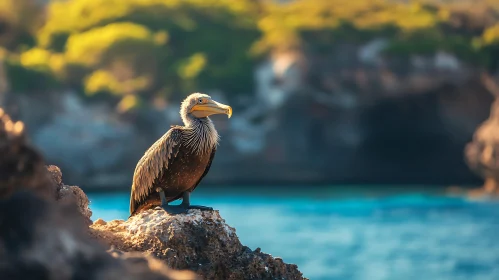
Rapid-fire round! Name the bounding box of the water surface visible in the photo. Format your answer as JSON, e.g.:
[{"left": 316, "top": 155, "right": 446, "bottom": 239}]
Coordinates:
[{"left": 88, "top": 186, "right": 499, "bottom": 280}]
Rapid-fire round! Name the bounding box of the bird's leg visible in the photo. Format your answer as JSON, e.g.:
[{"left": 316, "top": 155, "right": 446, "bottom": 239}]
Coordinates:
[
  {"left": 181, "top": 192, "right": 213, "bottom": 211},
  {"left": 157, "top": 189, "right": 188, "bottom": 214},
  {"left": 158, "top": 188, "right": 168, "bottom": 207}
]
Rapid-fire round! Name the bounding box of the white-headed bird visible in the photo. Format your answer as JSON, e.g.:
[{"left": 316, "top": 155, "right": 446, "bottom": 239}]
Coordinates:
[{"left": 129, "top": 93, "right": 232, "bottom": 216}]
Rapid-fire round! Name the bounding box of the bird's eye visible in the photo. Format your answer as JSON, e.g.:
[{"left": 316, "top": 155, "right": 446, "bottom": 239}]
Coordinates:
[{"left": 198, "top": 99, "right": 203, "bottom": 103}]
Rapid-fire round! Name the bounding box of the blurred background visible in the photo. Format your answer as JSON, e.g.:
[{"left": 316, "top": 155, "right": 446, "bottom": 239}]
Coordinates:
[{"left": 2, "top": 0, "right": 499, "bottom": 279}]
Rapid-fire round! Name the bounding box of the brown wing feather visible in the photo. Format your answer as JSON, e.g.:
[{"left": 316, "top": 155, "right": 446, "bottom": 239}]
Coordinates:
[
  {"left": 129, "top": 127, "right": 183, "bottom": 215},
  {"left": 189, "top": 146, "right": 217, "bottom": 193}
]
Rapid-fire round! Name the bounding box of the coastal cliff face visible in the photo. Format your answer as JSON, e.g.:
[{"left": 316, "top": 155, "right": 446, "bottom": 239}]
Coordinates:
[
  {"left": 2, "top": 51, "right": 493, "bottom": 189},
  {"left": 2, "top": 0, "right": 498, "bottom": 188},
  {"left": 0, "top": 109, "right": 306, "bottom": 280}
]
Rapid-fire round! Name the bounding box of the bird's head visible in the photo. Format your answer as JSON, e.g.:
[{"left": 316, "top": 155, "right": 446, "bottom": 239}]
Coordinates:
[{"left": 180, "top": 93, "right": 232, "bottom": 125}]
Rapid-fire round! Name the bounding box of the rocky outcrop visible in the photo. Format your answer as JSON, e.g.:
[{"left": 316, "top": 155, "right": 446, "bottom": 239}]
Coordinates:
[
  {"left": 0, "top": 108, "right": 199, "bottom": 280},
  {"left": 465, "top": 100, "right": 499, "bottom": 195},
  {"left": 91, "top": 209, "right": 306, "bottom": 280},
  {"left": 464, "top": 75, "right": 499, "bottom": 195},
  {"left": 0, "top": 191, "right": 199, "bottom": 280},
  {"left": 48, "top": 164, "right": 93, "bottom": 225}
]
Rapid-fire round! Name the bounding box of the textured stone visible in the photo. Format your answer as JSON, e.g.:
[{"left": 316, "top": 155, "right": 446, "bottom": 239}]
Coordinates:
[
  {"left": 47, "top": 164, "right": 92, "bottom": 224},
  {"left": 91, "top": 209, "right": 307, "bottom": 280}
]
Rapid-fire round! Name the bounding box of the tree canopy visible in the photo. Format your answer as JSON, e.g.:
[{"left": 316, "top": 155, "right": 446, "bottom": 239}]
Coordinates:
[{"left": 1, "top": 0, "right": 498, "bottom": 111}]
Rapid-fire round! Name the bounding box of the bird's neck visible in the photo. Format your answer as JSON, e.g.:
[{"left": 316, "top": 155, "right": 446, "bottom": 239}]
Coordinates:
[
  {"left": 183, "top": 115, "right": 208, "bottom": 127},
  {"left": 182, "top": 116, "right": 219, "bottom": 154}
]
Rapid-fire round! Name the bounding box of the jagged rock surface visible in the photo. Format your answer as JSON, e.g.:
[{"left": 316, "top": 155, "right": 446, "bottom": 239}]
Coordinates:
[
  {"left": 90, "top": 209, "right": 307, "bottom": 280},
  {"left": 48, "top": 164, "right": 92, "bottom": 224},
  {"left": 0, "top": 108, "right": 198, "bottom": 280}
]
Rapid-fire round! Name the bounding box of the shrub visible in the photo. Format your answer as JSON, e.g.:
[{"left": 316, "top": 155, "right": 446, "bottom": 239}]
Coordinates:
[{"left": 3, "top": 0, "right": 499, "bottom": 102}]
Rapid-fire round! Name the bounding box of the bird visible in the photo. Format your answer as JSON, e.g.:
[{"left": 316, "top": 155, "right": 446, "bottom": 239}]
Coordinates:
[{"left": 129, "top": 93, "right": 232, "bottom": 216}]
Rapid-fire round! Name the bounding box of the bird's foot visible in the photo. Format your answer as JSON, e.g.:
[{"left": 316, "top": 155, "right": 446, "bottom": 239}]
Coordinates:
[
  {"left": 157, "top": 204, "right": 213, "bottom": 214},
  {"left": 187, "top": 205, "right": 213, "bottom": 211},
  {"left": 159, "top": 204, "right": 189, "bottom": 215}
]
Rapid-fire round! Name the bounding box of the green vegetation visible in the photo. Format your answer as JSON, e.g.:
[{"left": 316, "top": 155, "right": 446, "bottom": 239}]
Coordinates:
[{"left": 0, "top": 0, "right": 498, "bottom": 111}]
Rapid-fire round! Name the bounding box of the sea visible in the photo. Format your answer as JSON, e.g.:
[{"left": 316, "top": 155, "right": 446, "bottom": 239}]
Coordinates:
[{"left": 87, "top": 186, "right": 499, "bottom": 280}]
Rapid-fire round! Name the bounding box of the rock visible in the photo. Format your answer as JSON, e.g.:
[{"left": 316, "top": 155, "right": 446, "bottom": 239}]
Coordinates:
[
  {"left": 58, "top": 184, "right": 92, "bottom": 222},
  {"left": 47, "top": 164, "right": 63, "bottom": 186},
  {"left": 32, "top": 92, "right": 138, "bottom": 188},
  {"left": 47, "top": 164, "right": 93, "bottom": 223},
  {"left": 0, "top": 192, "right": 199, "bottom": 280},
  {"left": 0, "top": 108, "right": 54, "bottom": 199},
  {"left": 358, "top": 39, "right": 388, "bottom": 65},
  {"left": 465, "top": 93, "right": 499, "bottom": 195},
  {"left": 90, "top": 209, "right": 307, "bottom": 280},
  {"left": 94, "top": 218, "right": 107, "bottom": 226},
  {"left": 110, "top": 251, "right": 200, "bottom": 280},
  {"left": 0, "top": 108, "right": 200, "bottom": 280}
]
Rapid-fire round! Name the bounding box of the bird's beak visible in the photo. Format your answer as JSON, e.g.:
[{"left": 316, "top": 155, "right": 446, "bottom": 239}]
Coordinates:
[{"left": 190, "top": 100, "right": 232, "bottom": 119}]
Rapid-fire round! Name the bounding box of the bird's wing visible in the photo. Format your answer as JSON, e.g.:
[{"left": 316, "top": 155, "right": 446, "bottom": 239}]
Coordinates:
[
  {"left": 129, "top": 127, "right": 183, "bottom": 215},
  {"left": 189, "top": 146, "right": 217, "bottom": 193}
]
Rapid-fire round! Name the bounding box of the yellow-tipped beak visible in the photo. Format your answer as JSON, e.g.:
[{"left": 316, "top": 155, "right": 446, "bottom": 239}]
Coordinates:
[{"left": 190, "top": 100, "right": 232, "bottom": 119}]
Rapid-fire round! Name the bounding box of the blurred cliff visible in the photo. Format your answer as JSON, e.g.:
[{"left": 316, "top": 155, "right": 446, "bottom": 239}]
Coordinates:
[{"left": 1, "top": 0, "right": 499, "bottom": 189}]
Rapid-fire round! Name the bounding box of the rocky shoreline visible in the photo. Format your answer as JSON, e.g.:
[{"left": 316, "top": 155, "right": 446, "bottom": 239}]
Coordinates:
[{"left": 0, "top": 109, "right": 306, "bottom": 280}]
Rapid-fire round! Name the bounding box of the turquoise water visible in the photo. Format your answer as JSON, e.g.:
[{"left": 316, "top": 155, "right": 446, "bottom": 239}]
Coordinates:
[{"left": 88, "top": 187, "right": 499, "bottom": 280}]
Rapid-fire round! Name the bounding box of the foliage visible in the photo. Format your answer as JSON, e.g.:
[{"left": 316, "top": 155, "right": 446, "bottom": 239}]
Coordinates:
[
  {"left": 32, "top": 0, "right": 260, "bottom": 108},
  {"left": 4, "top": 55, "right": 59, "bottom": 92},
  {"left": 0, "top": 0, "right": 44, "bottom": 50},
  {"left": 253, "top": 0, "right": 498, "bottom": 68},
  {"left": 1, "top": 0, "right": 499, "bottom": 109},
  {"left": 252, "top": 0, "right": 441, "bottom": 54}
]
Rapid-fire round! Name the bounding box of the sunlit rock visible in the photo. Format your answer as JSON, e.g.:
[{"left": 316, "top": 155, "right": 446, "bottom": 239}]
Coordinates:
[
  {"left": 90, "top": 209, "right": 307, "bottom": 280},
  {"left": 465, "top": 88, "right": 499, "bottom": 196}
]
